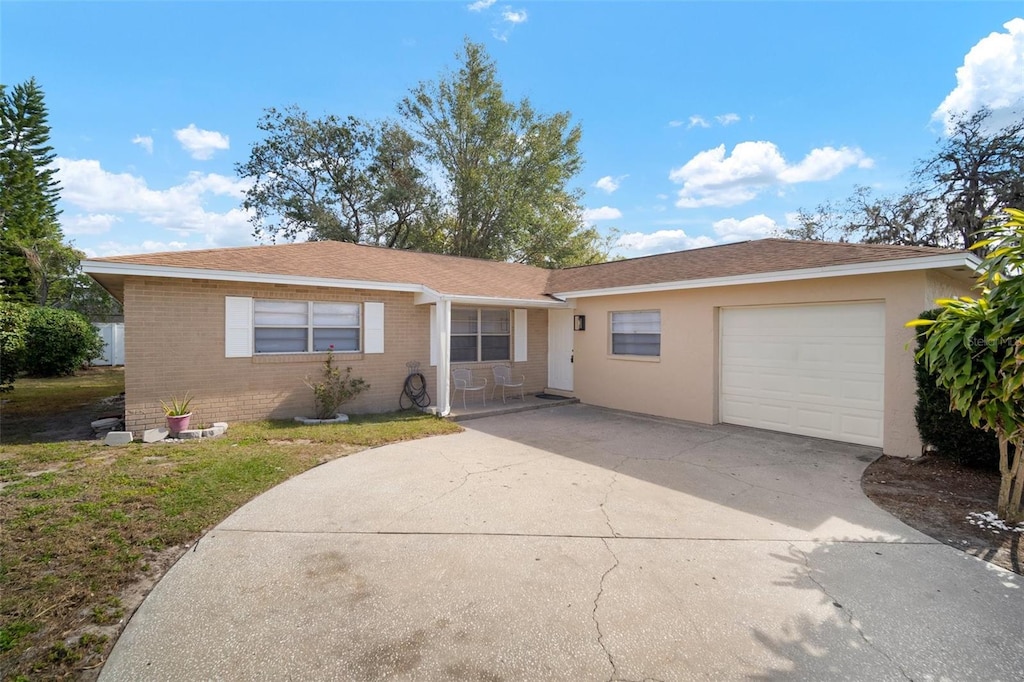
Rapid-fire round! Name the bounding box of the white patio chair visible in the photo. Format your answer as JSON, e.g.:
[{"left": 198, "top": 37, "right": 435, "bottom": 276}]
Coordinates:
[
  {"left": 451, "top": 367, "right": 487, "bottom": 409},
  {"left": 491, "top": 364, "right": 525, "bottom": 404}
]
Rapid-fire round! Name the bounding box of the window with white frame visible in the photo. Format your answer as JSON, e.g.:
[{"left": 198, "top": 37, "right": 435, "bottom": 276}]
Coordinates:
[
  {"left": 611, "top": 310, "right": 661, "bottom": 357},
  {"left": 451, "top": 307, "right": 510, "bottom": 362},
  {"left": 253, "top": 300, "right": 360, "bottom": 353}
]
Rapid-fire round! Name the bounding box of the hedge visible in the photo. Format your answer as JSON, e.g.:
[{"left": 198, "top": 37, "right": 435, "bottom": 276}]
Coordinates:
[{"left": 913, "top": 308, "right": 1000, "bottom": 469}]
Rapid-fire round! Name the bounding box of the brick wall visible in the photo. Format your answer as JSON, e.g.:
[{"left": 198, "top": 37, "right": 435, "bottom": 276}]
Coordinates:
[
  {"left": 449, "top": 307, "right": 549, "bottom": 402},
  {"left": 122, "top": 277, "right": 551, "bottom": 431}
]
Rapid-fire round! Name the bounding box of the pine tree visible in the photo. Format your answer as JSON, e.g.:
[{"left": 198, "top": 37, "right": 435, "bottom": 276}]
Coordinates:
[{"left": 1, "top": 78, "right": 64, "bottom": 303}]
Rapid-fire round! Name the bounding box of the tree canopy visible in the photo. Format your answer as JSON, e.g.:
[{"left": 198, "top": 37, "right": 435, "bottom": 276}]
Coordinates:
[
  {"left": 236, "top": 108, "right": 435, "bottom": 249},
  {"left": 1, "top": 78, "right": 64, "bottom": 302},
  {"left": 788, "top": 109, "right": 1024, "bottom": 250},
  {"left": 237, "top": 40, "right": 608, "bottom": 267}
]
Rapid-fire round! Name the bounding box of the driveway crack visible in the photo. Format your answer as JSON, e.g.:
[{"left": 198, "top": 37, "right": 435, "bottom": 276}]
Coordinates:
[
  {"left": 599, "top": 455, "right": 629, "bottom": 537},
  {"left": 383, "top": 452, "right": 556, "bottom": 530},
  {"left": 788, "top": 543, "right": 913, "bottom": 681},
  {"left": 593, "top": 537, "right": 621, "bottom": 682}
]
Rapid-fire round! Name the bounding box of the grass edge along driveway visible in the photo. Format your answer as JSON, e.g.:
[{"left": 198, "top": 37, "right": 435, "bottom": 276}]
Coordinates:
[{"left": 0, "top": 370, "right": 461, "bottom": 681}]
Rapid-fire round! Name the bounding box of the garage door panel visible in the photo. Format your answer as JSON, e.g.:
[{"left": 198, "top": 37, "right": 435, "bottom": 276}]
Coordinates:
[
  {"left": 838, "top": 341, "right": 885, "bottom": 367},
  {"left": 719, "top": 396, "right": 758, "bottom": 424},
  {"left": 796, "top": 375, "right": 839, "bottom": 400},
  {"left": 720, "top": 303, "right": 884, "bottom": 447},
  {"left": 841, "top": 414, "right": 883, "bottom": 442},
  {"left": 842, "top": 378, "right": 884, "bottom": 403},
  {"left": 757, "top": 403, "right": 795, "bottom": 429},
  {"left": 795, "top": 406, "right": 835, "bottom": 434}
]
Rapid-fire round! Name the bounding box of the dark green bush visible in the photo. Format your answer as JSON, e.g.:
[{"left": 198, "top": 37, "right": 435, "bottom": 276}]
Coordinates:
[
  {"left": 22, "top": 306, "right": 104, "bottom": 377},
  {"left": 0, "top": 300, "right": 30, "bottom": 391},
  {"left": 913, "top": 308, "right": 1000, "bottom": 469}
]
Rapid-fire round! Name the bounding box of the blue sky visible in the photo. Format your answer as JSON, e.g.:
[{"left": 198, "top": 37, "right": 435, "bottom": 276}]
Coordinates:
[{"left": 3, "top": 1, "right": 1022, "bottom": 258}]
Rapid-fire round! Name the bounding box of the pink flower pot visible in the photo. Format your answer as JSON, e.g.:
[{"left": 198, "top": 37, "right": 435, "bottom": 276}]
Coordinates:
[{"left": 166, "top": 413, "right": 192, "bottom": 435}]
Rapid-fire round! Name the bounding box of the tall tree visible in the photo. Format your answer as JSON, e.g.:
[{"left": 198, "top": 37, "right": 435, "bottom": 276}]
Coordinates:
[
  {"left": 788, "top": 109, "right": 1024, "bottom": 250},
  {"left": 0, "top": 78, "right": 64, "bottom": 302},
  {"left": 398, "top": 39, "right": 606, "bottom": 267},
  {"left": 236, "top": 107, "right": 434, "bottom": 247},
  {"left": 787, "top": 186, "right": 952, "bottom": 247},
  {"left": 921, "top": 109, "right": 1024, "bottom": 249}
]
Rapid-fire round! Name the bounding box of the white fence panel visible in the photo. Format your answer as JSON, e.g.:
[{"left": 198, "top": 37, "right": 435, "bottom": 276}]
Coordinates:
[{"left": 92, "top": 323, "right": 125, "bottom": 366}]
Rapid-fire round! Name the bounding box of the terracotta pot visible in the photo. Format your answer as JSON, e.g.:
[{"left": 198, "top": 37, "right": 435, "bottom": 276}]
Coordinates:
[{"left": 166, "top": 413, "right": 192, "bottom": 435}]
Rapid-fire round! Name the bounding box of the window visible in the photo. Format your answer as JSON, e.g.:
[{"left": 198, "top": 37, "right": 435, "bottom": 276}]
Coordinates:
[
  {"left": 253, "top": 300, "right": 360, "bottom": 354},
  {"left": 451, "top": 307, "right": 510, "bottom": 362},
  {"left": 611, "top": 310, "right": 661, "bottom": 357}
]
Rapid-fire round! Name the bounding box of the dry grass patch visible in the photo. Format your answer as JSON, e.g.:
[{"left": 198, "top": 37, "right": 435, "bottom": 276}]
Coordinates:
[{"left": 0, "top": 375, "right": 461, "bottom": 680}]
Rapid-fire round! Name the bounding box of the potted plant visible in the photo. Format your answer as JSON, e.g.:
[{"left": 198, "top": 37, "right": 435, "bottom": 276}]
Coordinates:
[{"left": 161, "top": 393, "right": 193, "bottom": 434}]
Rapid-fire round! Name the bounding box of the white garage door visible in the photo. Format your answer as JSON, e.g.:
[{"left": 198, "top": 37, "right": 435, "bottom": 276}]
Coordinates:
[{"left": 720, "top": 302, "right": 885, "bottom": 446}]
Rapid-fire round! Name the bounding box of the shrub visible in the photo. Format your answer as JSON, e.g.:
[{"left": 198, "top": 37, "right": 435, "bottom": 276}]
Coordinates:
[
  {"left": 0, "top": 300, "right": 30, "bottom": 391},
  {"left": 22, "top": 306, "right": 105, "bottom": 377},
  {"left": 913, "top": 308, "right": 1000, "bottom": 469},
  {"left": 303, "top": 347, "right": 370, "bottom": 419}
]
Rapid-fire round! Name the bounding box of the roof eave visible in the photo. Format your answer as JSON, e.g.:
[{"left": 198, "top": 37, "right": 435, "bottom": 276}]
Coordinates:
[
  {"left": 80, "top": 260, "right": 428, "bottom": 295},
  {"left": 551, "top": 253, "right": 982, "bottom": 299}
]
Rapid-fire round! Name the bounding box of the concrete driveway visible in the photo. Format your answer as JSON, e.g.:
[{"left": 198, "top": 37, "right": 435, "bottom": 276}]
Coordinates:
[{"left": 101, "top": 404, "right": 1023, "bottom": 681}]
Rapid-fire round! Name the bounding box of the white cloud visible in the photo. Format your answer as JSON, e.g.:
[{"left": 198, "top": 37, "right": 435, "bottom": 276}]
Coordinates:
[
  {"left": 594, "top": 175, "right": 626, "bottom": 193},
  {"left": 670, "top": 141, "right": 872, "bottom": 208},
  {"left": 173, "top": 124, "right": 230, "bottom": 160},
  {"left": 682, "top": 113, "right": 743, "bottom": 129},
  {"left": 54, "top": 157, "right": 254, "bottom": 252},
  {"left": 615, "top": 229, "right": 716, "bottom": 255},
  {"left": 62, "top": 213, "right": 122, "bottom": 236},
  {"left": 502, "top": 8, "right": 527, "bottom": 24},
  {"left": 86, "top": 240, "right": 190, "bottom": 258},
  {"left": 467, "top": 0, "right": 496, "bottom": 10},
  {"left": 583, "top": 206, "right": 623, "bottom": 221},
  {"left": 934, "top": 18, "right": 1024, "bottom": 134},
  {"left": 131, "top": 135, "right": 153, "bottom": 154},
  {"left": 712, "top": 214, "right": 779, "bottom": 242}
]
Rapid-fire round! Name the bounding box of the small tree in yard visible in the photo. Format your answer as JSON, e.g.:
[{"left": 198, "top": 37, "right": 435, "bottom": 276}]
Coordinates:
[
  {"left": 908, "top": 207, "right": 1024, "bottom": 523},
  {"left": 303, "top": 347, "right": 369, "bottom": 419}
]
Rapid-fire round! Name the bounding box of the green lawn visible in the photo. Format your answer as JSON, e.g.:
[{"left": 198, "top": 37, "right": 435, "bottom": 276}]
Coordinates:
[{"left": 0, "top": 371, "right": 461, "bottom": 680}]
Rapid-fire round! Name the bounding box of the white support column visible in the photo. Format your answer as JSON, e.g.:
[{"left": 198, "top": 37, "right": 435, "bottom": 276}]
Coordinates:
[{"left": 435, "top": 298, "right": 452, "bottom": 416}]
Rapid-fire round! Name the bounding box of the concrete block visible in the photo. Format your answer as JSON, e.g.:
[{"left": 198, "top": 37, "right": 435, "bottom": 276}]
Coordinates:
[
  {"left": 213, "top": 422, "right": 229, "bottom": 431},
  {"left": 142, "top": 428, "right": 169, "bottom": 443},
  {"left": 209, "top": 426, "right": 226, "bottom": 437},
  {"left": 104, "top": 431, "right": 133, "bottom": 446},
  {"left": 92, "top": 417, "right": 122, "bottom": 430},
  {"left": 177, "top": 429, "right": 203, "bottom": 439}
]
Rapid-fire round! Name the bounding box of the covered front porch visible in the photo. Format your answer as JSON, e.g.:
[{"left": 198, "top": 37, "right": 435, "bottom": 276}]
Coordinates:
[
  {"left": 446, "top": 391, "right": 579, "bottom": 421},
  {"left": 415, "top": 292, "right": 577, "bottom": 417}
]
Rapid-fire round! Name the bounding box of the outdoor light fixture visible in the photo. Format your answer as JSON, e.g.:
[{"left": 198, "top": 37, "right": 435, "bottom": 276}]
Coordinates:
[{"left": 574, "top": 314, "right": 586, "bottom": 331}]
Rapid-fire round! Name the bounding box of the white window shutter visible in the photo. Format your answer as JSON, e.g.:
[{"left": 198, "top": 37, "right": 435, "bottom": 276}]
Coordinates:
[
  {"left": 364, "top": 302, "right": 385, "bottom": 354},
  {"left": 429, "top": 305, "right": 438, "bottom": 366},
  {"left": 514, "top": 308, "right": 528, "bottom": 362},
  {"left": 225, "top": 296, "right": 253, "bottom": 358}
]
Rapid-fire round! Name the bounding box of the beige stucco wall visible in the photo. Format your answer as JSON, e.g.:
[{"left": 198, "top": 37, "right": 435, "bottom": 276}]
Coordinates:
[
  {"left": 570, "top": 271, "right": 973, "bottom": 459},
  {"left": 122, "top": 277, "right": 549, "bottom": 432}
]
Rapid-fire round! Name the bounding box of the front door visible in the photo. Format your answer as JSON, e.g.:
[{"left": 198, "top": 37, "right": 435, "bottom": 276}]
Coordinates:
[{"left": 547, "top": 309, "right": 574, "bottom": 392}]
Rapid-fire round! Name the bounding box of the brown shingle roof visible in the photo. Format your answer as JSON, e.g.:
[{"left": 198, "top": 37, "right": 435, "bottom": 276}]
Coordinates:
[
  {"left": 92, "top": 240, "right": 557, "bottom": 301},
  {"left": 89, "top": 238, "right": 972, "bottom": 301},
  {"left": 545, "top": 238, "right": 970, "bottom": 294}
]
